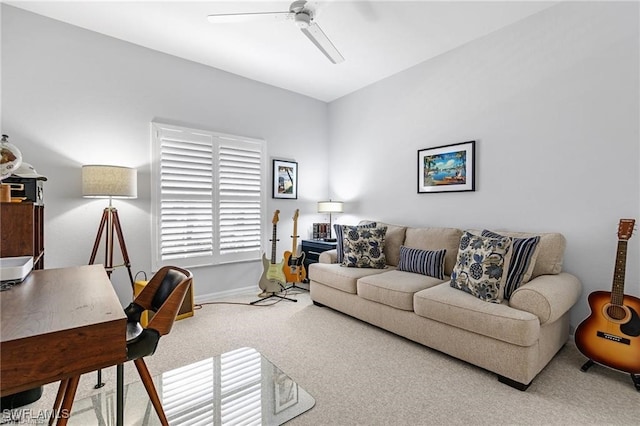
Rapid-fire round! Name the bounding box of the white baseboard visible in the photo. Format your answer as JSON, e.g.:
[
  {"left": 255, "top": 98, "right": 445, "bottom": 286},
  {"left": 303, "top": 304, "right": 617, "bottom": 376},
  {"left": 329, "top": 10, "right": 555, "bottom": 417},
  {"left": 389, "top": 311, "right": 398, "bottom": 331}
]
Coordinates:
[{"left": 194, "top": 285, "right": 258, "bottom": 304}]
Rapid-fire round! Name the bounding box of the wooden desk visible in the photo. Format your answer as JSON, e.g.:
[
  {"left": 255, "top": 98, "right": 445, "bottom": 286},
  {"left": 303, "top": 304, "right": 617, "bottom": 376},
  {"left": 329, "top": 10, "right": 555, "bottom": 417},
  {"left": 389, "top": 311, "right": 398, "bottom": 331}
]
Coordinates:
[{"left": 1, "top": 265, "right": 126, "bottom": 398}]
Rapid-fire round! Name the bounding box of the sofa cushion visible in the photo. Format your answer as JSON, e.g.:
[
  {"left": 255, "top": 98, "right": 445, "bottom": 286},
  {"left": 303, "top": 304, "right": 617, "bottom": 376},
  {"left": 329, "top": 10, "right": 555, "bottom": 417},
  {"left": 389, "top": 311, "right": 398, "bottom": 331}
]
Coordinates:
[
  {"left": 397, "top": 246, "right": 446, "bottom": 279},
  {"left": 357, "top": 270, "right": 445, "bottom": 311},
  {"left": 334, "top": 222, "right": 376, "bottom": 264},
  {"left": 367, "top": 222, "right": 407, "bottom": 266},
  {"left": 342, "top": 225, "right": 388, "bottom": 268},
  {"left": 481, "top": 230, "right": 565, "bottom": 278},
  {"left": 414, "top": 283, "right": 540, "bottom": 347},
  {"left": 450, "top": 231, "right": 512, "bottom": 303},
  {"left": 482, "top": 230, "right": 540, "bottom": 300},
  {"left": 403, "top": 227, "right": 463, "bottom": 276},
  {"left": 309, "top": 263, "right": 394, "bottom": 294}
]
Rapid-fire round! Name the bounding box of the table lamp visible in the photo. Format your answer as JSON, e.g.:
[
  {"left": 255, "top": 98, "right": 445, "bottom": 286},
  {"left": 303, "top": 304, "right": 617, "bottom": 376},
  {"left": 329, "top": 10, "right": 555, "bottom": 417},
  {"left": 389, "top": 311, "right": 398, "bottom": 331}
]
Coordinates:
[{"left": 317, "top": 200, "right": 343, "bottom": 241}]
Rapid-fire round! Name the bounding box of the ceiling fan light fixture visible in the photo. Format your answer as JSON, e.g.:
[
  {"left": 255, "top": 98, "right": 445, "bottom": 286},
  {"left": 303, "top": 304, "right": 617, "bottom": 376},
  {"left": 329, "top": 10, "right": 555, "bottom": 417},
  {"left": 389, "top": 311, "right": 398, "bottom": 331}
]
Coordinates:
[{"left": 294, "top": 12, "right": 310, "bottom": 29}]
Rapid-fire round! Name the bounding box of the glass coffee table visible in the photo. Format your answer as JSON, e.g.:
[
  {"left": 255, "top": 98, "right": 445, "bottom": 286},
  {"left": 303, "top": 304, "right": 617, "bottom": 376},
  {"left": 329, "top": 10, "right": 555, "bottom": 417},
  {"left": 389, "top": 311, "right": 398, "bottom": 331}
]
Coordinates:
[{"left": 69, "top": 347, "right": 315, "bottom": 425}]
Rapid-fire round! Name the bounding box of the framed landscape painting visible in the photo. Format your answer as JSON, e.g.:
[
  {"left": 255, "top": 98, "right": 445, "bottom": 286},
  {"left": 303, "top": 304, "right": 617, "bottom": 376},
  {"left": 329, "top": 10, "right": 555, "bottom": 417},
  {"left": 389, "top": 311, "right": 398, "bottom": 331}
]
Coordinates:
[
  {"left": 417, "top": 140, "right": 475, "bottom": 193},
  {"left": 273, "top": 159, "right": 298, "bottom": 199}
]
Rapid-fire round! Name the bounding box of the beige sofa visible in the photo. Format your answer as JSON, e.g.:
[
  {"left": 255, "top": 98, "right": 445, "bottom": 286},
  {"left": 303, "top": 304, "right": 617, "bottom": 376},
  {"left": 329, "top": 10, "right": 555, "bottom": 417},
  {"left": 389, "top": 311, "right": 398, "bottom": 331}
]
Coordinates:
[{"left": 309, "top": 222, "right": 582, "bottom": 390}]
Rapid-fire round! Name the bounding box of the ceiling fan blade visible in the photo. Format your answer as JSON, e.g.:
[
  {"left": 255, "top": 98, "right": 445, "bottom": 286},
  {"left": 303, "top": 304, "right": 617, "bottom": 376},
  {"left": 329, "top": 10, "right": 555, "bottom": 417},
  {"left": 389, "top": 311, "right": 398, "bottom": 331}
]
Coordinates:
[
  {"left": 300, "top": 22, "right": 344, "bottom": 64},
  {"left": 207, "top": 11, "right": 292, "bottom": 24}
]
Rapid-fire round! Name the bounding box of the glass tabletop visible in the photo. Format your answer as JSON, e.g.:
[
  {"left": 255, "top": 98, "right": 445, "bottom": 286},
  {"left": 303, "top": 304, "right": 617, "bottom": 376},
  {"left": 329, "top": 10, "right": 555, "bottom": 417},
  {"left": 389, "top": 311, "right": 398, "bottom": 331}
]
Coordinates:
[{"left": 69, "top": 347, "right": 315, "bottom": 425}]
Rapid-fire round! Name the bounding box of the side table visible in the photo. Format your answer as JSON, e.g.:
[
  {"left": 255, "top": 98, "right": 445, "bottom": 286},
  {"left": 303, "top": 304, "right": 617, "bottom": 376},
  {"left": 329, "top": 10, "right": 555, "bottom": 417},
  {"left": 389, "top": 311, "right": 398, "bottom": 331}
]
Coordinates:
[{"left": 301, "top": 239, "right": 338, "bottom": 282}]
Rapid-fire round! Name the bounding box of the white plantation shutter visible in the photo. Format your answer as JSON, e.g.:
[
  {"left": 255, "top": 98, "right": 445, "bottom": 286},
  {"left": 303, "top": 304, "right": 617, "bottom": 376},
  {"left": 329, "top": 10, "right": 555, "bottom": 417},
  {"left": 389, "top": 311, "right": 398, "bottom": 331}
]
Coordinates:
[
  {"left": 157, "top": 129, "right": 214, "bottom": 264},
  {"left": 218, "top": 141, "right": 263, "bottom": 261},
  {"left": 152, "top": 123, "right": 265, "bottom": 270}
]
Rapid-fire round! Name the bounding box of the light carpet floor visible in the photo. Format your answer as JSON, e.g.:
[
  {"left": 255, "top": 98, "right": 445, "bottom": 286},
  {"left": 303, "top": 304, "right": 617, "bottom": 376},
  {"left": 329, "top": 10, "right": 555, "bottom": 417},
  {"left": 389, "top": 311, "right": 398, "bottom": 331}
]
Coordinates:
[{"left": 15, "top": 289, "right": 640, "bottom": 425}]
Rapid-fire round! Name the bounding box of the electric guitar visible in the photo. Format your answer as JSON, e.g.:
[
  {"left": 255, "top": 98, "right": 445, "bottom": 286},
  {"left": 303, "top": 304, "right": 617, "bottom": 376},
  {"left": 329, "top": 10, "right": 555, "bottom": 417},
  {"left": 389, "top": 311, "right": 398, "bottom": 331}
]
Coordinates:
[
  {"left": 283, "top": 209, "right": 306, "bottom": 283},
  {"left": 258, "top": 210, "right": 286, "bottom": 294},
  {"left": 575, "top": 219, "right": 640, "bottom": 374}
]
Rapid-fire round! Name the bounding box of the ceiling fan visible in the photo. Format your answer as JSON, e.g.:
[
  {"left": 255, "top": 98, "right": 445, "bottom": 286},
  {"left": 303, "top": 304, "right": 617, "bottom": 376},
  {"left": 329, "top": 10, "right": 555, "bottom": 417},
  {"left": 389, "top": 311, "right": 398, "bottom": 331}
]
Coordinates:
[{"left": 207, "top": 0, "right": 344, "bottom": 64}]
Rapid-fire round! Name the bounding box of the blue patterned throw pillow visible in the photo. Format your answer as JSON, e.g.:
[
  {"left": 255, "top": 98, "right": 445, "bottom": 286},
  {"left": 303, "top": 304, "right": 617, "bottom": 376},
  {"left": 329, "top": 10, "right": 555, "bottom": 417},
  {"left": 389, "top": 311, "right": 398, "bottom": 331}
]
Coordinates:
[
  {"left": 342, "top": 225, "right": 387, "bottom": 268},
  {"left": 481, "top": 230, "right": 540, "bottom": 300},
  {"left": 397, "top": 246, "right": 446, "bottom": 279},
  {"left": 450, "top": 231, "right": 512, "bottom": 303},
  {"left": 334, "top": 222, "right": 376, "bottom": 263}
]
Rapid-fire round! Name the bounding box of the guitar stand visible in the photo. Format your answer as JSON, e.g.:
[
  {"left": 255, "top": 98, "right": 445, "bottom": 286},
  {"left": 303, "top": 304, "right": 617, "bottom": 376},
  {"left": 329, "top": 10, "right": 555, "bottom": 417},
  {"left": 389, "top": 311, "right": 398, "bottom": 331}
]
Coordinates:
[
  {"left": 285, "top": 282, "right": 308, "bottom": 292},
  {"left": 250, "top": 285, "right": 298, "bottom": 305},
  {"left": 581, "top": 359, "right": 640, "bottom": 392}
]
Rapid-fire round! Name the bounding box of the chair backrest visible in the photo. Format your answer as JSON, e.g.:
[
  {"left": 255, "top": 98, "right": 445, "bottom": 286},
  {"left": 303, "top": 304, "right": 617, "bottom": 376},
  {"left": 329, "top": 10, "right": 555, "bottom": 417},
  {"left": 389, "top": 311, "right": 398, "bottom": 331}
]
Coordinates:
[
  {"left": 151, "top": 269, "right": 187, "bottom": 311},
  {"left": 134, "top": 266, "right": 193, "bottom": 336}
]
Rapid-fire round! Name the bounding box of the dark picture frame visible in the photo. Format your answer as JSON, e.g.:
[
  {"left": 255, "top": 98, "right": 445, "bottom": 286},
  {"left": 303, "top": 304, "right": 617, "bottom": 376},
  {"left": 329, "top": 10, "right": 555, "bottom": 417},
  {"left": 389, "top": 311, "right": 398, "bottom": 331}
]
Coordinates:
[
  {"left": 417, "top": 140, "right": 476, "bottom": 193},
  {"left": 272, "top": 159, "right": 298, "bottom": 199}
]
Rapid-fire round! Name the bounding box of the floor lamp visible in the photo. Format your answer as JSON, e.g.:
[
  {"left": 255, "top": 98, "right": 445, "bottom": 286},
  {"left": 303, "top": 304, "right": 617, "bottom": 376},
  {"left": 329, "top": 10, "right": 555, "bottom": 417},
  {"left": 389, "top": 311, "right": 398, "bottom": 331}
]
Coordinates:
[
  {"left": 82, "top": 164, "right": 137, "bottom": 389},
  {"left": 317, "top": 200, "right": 343, "bottom": 241}
]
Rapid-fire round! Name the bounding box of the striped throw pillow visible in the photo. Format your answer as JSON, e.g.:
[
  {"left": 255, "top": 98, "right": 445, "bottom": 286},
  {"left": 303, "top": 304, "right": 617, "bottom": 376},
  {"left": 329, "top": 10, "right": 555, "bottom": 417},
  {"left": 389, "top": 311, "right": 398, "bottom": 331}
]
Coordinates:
[
  {"left": 397, "top": 246, "right": 446, "bottom": 279},
  {"left": 334, "top": 222, "right": 376, "bottom": 263},
  {"left": 481, "top": 230, "right": 540, "bottom": 300}
]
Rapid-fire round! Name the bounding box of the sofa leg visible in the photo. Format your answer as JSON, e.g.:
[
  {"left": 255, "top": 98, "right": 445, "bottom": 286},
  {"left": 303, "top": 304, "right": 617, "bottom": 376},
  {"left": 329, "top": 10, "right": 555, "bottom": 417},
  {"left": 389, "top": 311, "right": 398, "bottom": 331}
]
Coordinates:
[
  {"left": 312, "top": 301, "right": 326, "bottom": 307},
  {"left": 497, "top": 375, "right": 530, "bottom": 391}
]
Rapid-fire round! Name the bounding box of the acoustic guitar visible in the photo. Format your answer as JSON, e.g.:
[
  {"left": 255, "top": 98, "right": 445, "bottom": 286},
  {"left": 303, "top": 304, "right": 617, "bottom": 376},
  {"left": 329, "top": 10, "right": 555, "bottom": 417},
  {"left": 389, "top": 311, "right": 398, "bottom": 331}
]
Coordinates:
[
  {"left": 258, "top": 210, "right": 286, "bottom": 294},
  {"left": 283, "top": 209, "right": 306, "bottom": 283},
  {"left": 575, "top": 219, "right": 640, "bottom": 377}
]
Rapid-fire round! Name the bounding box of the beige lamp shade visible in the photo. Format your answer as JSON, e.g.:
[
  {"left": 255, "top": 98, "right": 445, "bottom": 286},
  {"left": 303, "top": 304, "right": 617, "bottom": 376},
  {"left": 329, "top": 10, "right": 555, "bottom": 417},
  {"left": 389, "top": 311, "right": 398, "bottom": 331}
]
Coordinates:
[
  {"left": 82, "top": 165, "right": 137, "bottom": 198},
  {"left": 317, "top": 201, "right": 343, "bottom": 213},
  {"left": 317, "top": 200, "right": 343, "bottom": 241}
]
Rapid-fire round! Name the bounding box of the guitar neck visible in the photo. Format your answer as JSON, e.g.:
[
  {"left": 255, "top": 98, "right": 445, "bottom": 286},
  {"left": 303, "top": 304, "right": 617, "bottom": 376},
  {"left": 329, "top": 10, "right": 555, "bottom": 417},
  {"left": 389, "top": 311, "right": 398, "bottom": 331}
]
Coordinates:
[
  {"left": 611, "top": 239, "right": 628, "bottom": 306},
  {"left": 291, "top": 225, "right": 298, "bottom": 256},
  {"left": 270, "top": 224, "right": 277, "bottom": 264},
  {"left": 290, "top": 210, "right": 299, "bottom": 257}
]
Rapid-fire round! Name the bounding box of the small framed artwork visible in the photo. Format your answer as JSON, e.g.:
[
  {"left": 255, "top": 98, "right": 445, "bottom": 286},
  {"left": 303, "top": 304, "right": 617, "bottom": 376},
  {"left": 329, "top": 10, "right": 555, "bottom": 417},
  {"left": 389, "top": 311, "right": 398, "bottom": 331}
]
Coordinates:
[
  {"left": 273, "top": 159, "right": 298, "bottom": 199},
  {"left": 417, "top": 140, "right": 475, "bottom": 193}
]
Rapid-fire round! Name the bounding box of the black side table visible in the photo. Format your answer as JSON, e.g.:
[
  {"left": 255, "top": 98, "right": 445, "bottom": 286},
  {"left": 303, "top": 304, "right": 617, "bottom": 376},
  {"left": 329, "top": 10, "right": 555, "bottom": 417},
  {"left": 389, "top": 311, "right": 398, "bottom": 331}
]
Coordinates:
[{"left": 301, "top": 239, "right": 338, "bottom": 282}]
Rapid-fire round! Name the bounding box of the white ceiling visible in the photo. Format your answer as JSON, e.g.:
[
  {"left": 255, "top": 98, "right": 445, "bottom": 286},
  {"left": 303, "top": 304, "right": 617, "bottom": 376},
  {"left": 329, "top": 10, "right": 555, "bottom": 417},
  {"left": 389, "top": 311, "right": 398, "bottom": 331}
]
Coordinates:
[{"left": 6, "top": 1, "right": 558, "bottom": 102}]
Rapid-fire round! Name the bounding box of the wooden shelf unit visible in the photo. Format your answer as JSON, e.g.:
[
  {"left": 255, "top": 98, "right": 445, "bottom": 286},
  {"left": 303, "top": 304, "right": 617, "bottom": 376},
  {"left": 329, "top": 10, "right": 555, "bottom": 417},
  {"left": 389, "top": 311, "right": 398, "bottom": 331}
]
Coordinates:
[{"left": 0, "top": 202, "right": 45, "bottom": 270}]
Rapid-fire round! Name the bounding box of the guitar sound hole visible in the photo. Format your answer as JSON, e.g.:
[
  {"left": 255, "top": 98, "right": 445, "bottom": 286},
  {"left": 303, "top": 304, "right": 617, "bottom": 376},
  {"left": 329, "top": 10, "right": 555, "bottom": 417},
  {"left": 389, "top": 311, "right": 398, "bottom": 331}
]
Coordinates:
[{"left": 607, "top": 305, "right": 626, "bottom": 321}]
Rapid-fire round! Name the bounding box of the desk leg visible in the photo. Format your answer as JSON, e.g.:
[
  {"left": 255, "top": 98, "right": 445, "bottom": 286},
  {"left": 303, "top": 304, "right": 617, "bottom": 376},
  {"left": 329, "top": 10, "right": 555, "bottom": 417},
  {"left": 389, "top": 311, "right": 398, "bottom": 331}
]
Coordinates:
[
  {"left": 56, "top": 376, "right": 80, "bottom": 426},
  {"left": 49, "top": 379, "right": 68, "bottom": 426},
  {"left": 116, "top": 364, "right": 124, "bottom": 426}
]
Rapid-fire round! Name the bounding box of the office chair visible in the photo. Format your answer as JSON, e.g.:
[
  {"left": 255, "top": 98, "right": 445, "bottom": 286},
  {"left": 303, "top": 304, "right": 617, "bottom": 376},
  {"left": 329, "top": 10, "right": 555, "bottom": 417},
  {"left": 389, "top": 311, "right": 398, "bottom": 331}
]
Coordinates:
[{"left": 49, "top": 266, "right": 193, "bottom": 426}]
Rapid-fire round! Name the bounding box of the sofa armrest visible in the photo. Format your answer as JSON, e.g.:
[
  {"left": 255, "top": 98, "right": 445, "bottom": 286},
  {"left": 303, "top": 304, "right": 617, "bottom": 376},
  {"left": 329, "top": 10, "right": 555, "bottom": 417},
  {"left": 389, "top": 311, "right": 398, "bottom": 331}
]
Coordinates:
[
  {"left": 509, "top": 272, "right": 582, "bottom": 325},
  {"left": 319, "top": 249, "right": 338, "bottom": 264}
]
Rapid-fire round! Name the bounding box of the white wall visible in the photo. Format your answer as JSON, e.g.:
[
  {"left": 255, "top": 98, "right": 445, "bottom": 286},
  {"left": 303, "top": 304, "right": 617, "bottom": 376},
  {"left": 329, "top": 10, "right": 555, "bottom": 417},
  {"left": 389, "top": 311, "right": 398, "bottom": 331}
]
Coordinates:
[
  {"left": 3, "top": 3, "right": 639, "bottom": 332},
  {"left": 1, "top": 5, "right": 330, "bottom": 304},
  {"left": 328, "top": 1, "right": 640, "bottom": 330}
]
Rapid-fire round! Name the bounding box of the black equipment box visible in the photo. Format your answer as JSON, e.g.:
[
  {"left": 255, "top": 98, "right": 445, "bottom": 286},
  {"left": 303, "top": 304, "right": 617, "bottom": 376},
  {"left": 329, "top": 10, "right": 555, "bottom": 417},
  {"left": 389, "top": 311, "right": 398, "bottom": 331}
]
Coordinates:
[{"left": 2, "top": 177, "right": 45, "bottom": 205}]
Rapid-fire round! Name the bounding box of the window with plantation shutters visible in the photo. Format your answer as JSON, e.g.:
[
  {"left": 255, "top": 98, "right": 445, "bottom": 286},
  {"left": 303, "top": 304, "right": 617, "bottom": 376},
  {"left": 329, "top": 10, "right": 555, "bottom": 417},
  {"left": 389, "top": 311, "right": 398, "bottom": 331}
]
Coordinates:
[{"left": 151, "top": 122, "right": 265, "bottom": 270}]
